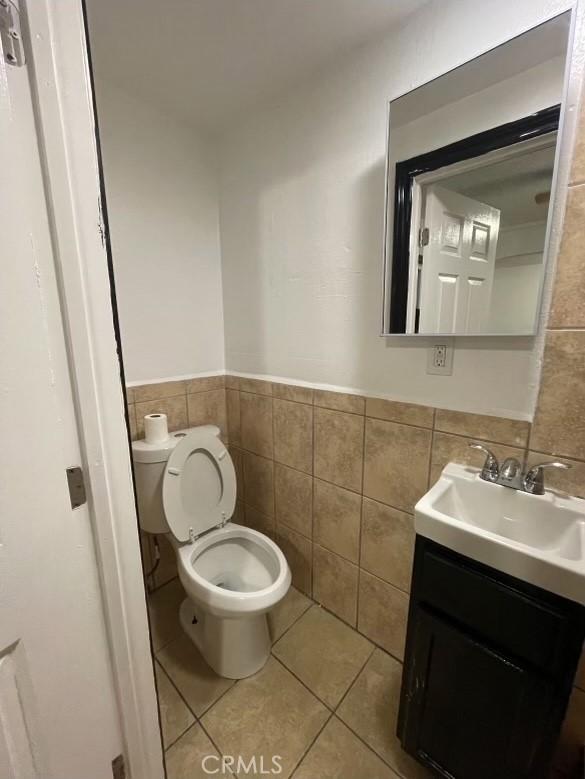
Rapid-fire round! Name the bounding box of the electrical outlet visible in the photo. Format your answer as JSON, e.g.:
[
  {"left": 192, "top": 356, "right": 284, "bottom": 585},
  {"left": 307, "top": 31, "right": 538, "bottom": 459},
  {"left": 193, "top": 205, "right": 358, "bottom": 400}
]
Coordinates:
[{"left": 427, "top": 341, "right": 454, "bottom": 375}]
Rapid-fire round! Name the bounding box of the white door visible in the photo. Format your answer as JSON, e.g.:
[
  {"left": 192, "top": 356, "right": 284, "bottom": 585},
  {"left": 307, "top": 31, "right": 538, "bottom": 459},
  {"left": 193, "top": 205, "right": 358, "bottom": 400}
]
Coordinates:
[
  {"left": 419, "top": 185, "right": 500, "bottom": 334},
  {"left": 0, "top": 26, "right": 124, "bottom": 779}
]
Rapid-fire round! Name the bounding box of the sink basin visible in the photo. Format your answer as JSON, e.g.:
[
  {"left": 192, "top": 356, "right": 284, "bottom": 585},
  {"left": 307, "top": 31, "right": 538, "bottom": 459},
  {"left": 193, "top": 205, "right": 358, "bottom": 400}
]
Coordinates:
[{"left": 416, "top": 462, "right": 585, "bottom": 605}]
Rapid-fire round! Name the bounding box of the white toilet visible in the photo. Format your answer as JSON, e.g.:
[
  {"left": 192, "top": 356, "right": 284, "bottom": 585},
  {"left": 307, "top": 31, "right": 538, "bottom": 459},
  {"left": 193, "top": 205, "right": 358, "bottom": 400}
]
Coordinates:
[{"left": 132, "top": 425, "right": 291, "bottom": 679}]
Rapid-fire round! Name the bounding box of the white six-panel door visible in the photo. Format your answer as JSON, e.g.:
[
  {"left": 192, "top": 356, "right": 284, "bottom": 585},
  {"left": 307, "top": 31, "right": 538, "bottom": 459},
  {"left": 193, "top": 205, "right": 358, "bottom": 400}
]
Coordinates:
[
  {"left": 419, "top": 185, "right": 500, "bottom": 334},
  {"left": 0, "top": 26, "right": 124, "bottom": 779}
]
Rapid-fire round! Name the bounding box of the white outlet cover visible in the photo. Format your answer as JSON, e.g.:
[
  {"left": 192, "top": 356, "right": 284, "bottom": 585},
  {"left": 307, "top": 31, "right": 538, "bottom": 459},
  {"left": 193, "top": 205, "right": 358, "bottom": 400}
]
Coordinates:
[{"left": 426, "top": 340, "right": 454, "bottom": 375}]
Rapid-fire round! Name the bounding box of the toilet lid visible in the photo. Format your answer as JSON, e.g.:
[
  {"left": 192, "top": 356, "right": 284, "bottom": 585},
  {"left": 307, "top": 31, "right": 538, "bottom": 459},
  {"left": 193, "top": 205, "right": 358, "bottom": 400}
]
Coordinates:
[{"left": 162, "top": 429, "right": 236, "bottom": 542}]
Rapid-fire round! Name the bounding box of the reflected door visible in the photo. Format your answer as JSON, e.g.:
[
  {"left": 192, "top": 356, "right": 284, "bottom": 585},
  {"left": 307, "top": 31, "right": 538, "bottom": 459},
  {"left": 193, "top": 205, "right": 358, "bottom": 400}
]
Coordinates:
[{"left": 419, "top": 186, "right": 500, "bottom": 333}]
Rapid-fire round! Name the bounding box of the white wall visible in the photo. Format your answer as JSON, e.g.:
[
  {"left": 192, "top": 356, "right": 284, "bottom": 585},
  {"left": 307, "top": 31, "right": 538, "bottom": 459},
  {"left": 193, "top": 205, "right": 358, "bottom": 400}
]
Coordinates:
[
  {"left": 96, "top": 81, "right": 225, "bottom": 384},
  {"left": 218, "top": 0, "right": 571, "bottom": 419}
]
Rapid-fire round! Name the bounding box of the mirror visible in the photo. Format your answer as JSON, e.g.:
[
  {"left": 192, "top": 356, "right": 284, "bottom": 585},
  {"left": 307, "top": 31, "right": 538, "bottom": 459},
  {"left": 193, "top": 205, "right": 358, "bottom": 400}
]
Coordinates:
[{"left": 382, "top": 13, "right": 570, "bottom": 335}]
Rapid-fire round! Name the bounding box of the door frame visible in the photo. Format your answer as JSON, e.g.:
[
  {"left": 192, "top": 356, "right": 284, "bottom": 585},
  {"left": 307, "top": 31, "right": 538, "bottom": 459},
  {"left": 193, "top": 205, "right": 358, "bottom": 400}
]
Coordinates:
[{"left": 21, "top": 1, "right": 164, "bottom": 777}]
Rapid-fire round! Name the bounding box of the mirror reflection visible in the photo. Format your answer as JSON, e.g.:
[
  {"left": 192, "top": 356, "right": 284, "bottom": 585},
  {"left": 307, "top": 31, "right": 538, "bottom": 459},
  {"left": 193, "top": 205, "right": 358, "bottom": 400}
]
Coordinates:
[{"left": 383, "top": 13, "right": 570, "bottom": 335}]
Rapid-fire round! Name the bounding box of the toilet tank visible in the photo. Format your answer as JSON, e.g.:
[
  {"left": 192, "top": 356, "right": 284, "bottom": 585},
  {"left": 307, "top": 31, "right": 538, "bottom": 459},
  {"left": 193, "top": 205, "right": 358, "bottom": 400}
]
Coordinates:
[{"left": 131, "top": 424, "right": 221, "bottom": 534}]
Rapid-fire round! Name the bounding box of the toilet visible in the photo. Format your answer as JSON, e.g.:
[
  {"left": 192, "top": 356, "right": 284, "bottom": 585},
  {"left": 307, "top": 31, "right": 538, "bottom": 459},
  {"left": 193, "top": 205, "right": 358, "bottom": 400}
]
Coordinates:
[{"left": 132, "top": 425, "right": 291, "bottom": 679}]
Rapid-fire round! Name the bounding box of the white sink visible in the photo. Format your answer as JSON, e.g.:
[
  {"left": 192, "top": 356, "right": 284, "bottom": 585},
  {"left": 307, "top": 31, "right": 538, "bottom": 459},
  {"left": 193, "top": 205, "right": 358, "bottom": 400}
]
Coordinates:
[{"left": 415, "top": 462, "right": 585, "bottom": 605}]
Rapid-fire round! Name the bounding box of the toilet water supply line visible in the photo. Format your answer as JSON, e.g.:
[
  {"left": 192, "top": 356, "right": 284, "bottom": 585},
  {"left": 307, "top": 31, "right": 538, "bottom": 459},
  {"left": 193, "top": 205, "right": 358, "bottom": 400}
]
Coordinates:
[{"left": 144, "top": 536, "right": 161, "bottom": 591}]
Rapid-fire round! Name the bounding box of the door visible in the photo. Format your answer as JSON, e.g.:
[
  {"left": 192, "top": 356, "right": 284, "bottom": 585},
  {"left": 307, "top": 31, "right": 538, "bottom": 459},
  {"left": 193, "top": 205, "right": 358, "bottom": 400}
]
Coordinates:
[
  {"left": 419, "top": 185, "right": 500, "bottom": 334},
  {"left": 0, "top": 22, "right": 124, "bottom": 779},
  {"left": 400, "top": 607, "right": 555, "bottom": 779}
]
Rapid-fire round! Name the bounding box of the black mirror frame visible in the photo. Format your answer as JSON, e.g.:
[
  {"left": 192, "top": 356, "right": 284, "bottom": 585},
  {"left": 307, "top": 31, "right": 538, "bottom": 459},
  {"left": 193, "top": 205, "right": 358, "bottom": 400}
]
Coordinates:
[{"left": 386, "top": 104, "right": 561, "bottom": 333}]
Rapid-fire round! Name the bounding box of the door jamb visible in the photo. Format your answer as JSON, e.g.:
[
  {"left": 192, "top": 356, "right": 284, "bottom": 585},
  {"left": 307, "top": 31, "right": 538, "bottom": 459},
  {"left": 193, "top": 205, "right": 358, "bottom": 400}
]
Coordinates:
[{"left": 21, "top": 1, "right": 164, "bottom": 777}]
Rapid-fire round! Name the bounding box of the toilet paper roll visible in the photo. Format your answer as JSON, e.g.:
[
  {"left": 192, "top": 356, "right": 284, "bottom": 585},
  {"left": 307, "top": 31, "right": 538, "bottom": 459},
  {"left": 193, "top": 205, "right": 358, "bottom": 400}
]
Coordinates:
[{"left": 144, "top": 413, "right": 169, "bottom": 444}]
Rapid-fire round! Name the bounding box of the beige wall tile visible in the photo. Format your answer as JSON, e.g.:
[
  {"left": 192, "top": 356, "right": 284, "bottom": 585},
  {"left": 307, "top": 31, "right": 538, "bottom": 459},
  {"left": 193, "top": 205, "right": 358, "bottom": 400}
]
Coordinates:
[
  {"left": 434, "top": 409, "right": 529, "bottom": 448},
  {"left": 526, "top": 451, "right": 585, "bottom": 499},
  {"left": 531, "top": 330, "right": 585, "bottom": 460},
  {"left": 549, "top": 185, "right": 585, "bottom": 328},
  {"left": 313, "top": 545, "right": 359, "bottom": 626},
  {"left": 133, "top": 380, "right": 186, "bottom": 403},
  {"left": 225, "top": 374, "right": 240, "bottom": 389},
  {"left": 125, "top": 386, "right": 135, "bottom": 404},
  {"left": 358, "top": 571, "right": 408, "bottom": 661},
  {"left": 229, "top": 446, "right": 244, "bottom": 499},
  {"left": 293, "top": 716, "right": 397, "bottom": 779},
  {"left": 244, "top": 504, "right": 275, "bottom": 535},
  {"left": 226, "top": 389, "right": 241, "bottom": 445},
  {"left": 313, "top": 479, "right": 361, "bottom": 563},
  {"left": 239, "top": 377, "right": 273, "bottom": 395},
  {"left": 363, "top": 419, "right": 431, "bottom": 512},
  {"left": 361, "top": 498, "right": 415, "bottom": 593},
  {"left": 232, "top": 501, "right": 245, "bottom": 524},
  {"left": 272, "top": 382, "right": 314, "bottom": 404},
  {"left": 570, "top": 100, "right": 585, "bottom": 185},
  {"left": 126, "top": 402, "right": 137, "bottom": 441},
  {"left": 153, "top": 533, "right": 178, "bottom": 589},
  {"left": 430, "top": 432, "right": 525, "bottom": 485},
  {"left": 240, "top": 392, "right": 273, "bottom": 457},
  {"left": 273, "top": 607, "right": 372, "bottom": 709},
  {"left": 187, "top": 389, "right": 227, "bottom": 435},
  {"left": 313, "top": 389, "right": 365, "bottom": 415},
  {"left": 314, "top": 407, "right": 364, "bottom": 492},
  {"left": 243, "top": 451, "right": 274, "bottom": 516},
  {"left": 366, "top": 397, "right": 434, "bottom": 429},
  {"left": 277, "top": 523, "right": 312, "bottom": 596},
  {"left": 185, "top": 375, "right": 225, "bottom": 393},
  {"left": 135, "top": 395, "right": 188, "bottom": 437},
  {"left": 275, "top": 463, "right": 313, "bottom": 538},
  {"left": 273, "top": 399, "right": 313, "bottom": 473}
]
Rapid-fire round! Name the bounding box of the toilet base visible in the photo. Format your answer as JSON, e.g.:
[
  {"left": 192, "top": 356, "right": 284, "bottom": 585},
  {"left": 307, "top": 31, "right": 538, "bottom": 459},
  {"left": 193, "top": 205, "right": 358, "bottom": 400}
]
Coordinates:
[{"left": 179, "top": 598, "right": 271, "bottom": 679}]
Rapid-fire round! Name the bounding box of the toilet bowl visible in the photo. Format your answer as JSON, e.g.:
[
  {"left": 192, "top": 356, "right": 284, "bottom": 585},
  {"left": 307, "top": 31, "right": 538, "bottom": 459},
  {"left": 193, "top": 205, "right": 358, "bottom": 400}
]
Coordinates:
[{"left": 132, "top": 425, "right": 291, "bottom": 679}]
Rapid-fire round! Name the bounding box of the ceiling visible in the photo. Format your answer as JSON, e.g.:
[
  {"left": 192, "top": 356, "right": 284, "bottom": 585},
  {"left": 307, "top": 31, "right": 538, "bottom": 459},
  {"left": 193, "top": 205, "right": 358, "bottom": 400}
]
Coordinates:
[{"left": 85, "top": 0, "right": 427, "bottom": 133}]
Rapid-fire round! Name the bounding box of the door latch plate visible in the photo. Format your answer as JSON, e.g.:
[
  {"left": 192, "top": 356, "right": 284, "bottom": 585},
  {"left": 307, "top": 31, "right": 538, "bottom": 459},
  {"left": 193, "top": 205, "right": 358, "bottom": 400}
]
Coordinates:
[
  {"left": 66, "top": 467, "right": 87, "bottom": 509},
  {"left": 0, "top": 0, "right": 25, "bottom": 67}
]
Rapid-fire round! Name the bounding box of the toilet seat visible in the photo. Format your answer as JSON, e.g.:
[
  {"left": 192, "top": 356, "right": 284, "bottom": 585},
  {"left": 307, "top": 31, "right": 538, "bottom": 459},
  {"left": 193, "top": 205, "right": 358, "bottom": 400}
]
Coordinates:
[{"left": 162, "top": 428, "right": 236, "bottom": 542}]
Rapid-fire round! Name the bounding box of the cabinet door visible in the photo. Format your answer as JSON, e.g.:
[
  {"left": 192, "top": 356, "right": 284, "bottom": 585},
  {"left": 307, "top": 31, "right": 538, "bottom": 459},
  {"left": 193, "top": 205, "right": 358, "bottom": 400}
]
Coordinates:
[{"left": 400, "top": 607, "right": 556, "bottom": 779}]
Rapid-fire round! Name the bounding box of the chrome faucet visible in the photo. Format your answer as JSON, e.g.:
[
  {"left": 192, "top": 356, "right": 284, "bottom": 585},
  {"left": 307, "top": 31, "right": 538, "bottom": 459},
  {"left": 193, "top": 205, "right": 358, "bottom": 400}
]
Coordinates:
[{"left": 469, "top": 443, "right": 570, "bottom": 495}]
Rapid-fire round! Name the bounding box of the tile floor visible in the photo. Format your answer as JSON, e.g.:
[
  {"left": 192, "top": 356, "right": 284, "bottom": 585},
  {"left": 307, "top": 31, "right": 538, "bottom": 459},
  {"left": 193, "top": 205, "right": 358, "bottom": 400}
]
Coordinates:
[{"left": 149, "top": 578, "right": 430, "bottom": 779}]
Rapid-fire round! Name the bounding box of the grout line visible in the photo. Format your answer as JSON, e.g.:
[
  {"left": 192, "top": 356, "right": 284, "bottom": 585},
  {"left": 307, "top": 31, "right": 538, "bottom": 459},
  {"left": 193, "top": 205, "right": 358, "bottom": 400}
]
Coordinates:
[
  {"left": 332, "top": 643, "right": 376, "bottom": 715},
  {"left": 333, "top": 712, "right": 412, "bottom": 779},
  {"left": 287, "top": 710, "right": 335, "bottom": 778},
  {"left": 269, "top": 652, "right": 334, "bottom": 712}
]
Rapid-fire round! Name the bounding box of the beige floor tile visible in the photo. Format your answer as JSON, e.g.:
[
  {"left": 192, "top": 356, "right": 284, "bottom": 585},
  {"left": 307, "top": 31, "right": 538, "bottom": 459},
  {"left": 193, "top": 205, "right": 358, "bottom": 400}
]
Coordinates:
[
  {"left": 292, "top": 717, "right": 400, "bottom": 779},
  {"left": 157, "top": 631, "right": 234, "bottom": 716},
  {"left": 273, "top": 605, "right": 373, "bottom": 708},
  {"left": 155, "top": 661, "right": 194, "bottom": 748},
  {"left": 337, "top": 649, "right": 430, "bottom": 779},
  {"left": 165, "top": 723, "right": 225, "bottom": 779},
  {"left": 358, "top": 571, "right": 408, "bottom": 661},
  {"left": 148, "top": 578, "right": 186, "bottom": 652},
  {"left": 554, "top": 686, "right": 585, "bottom": 776},
  {"left": 202, "top": 656, "right": 329, "bottom": 779},
  {"left": 268, "top": 586, "right": 312, "bottom": 642}
]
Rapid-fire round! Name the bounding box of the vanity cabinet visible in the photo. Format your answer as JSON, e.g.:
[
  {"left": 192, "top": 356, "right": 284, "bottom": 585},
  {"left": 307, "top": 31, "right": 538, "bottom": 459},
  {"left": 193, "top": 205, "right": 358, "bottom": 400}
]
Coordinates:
[{"left": 398, "top": 537, "right": 585, "bottom": 779}]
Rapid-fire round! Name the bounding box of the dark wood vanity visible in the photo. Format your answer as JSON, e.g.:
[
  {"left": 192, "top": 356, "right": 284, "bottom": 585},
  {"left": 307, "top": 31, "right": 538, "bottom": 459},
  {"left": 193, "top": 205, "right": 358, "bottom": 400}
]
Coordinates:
[{"left": 398, "top": 537, "right": 585, "bottom": 779}]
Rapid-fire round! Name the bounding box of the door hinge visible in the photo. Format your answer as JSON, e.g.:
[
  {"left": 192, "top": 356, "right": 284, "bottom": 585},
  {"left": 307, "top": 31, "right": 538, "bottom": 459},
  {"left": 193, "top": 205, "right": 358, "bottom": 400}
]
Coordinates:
[
  {"left": 0, "top": 0, "right": 25, "bottom": 67},
  {"left": 111, "top": 754, "right": 126, "bottom": 779},
  {"left": 419, "top": 227, "right": 430, "bottom": 248},
  {"left": 66, "top": 466, "right": 87, "bottom": 509}
]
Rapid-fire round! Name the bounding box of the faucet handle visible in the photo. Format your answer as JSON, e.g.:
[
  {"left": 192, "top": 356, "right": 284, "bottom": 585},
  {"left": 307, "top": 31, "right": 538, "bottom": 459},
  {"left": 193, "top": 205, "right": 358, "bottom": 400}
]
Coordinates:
[
  {"left": 523, "top": 461, "right": 570, "bottom": 495},
  {"left": 469, "top": 443, "right": 499, "bottom": 482}
]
